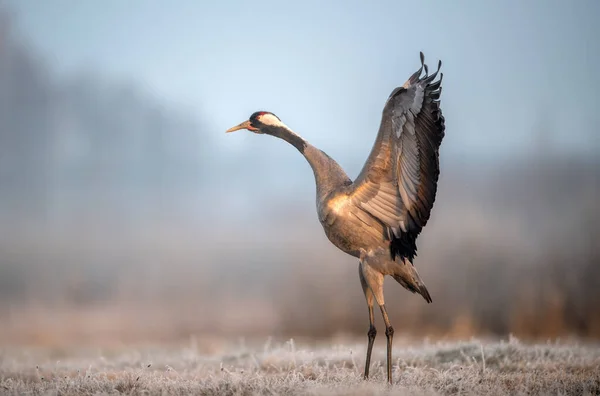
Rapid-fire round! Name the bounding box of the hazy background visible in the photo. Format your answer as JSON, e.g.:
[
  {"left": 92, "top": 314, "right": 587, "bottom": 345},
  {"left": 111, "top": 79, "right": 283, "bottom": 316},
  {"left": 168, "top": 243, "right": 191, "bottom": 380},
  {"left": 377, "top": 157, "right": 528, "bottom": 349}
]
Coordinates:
[{"left": 0, "top": 0, "right": 598, "bottom": 347}]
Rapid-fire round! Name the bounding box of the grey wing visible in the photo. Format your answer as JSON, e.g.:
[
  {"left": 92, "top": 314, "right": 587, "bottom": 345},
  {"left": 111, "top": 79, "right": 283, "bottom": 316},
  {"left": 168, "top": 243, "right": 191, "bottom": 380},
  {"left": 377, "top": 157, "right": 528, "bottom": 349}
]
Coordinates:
[{"left": 349, "top": 52, "right": 445, "bottom": 262}]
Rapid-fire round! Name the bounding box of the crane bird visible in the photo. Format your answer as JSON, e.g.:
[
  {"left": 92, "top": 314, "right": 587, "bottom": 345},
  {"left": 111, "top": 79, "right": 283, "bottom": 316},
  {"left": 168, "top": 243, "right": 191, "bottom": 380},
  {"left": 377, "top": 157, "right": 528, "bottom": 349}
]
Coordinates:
[{"left": 226, "top": 52, "right": 445, "bottom": 384}]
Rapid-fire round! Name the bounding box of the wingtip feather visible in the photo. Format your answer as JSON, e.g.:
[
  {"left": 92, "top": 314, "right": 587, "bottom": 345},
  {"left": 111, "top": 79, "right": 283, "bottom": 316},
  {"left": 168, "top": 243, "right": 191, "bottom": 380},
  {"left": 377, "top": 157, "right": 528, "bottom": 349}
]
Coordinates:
[{"left": 420, "top": 285, "right": 433, "bottom": 303}]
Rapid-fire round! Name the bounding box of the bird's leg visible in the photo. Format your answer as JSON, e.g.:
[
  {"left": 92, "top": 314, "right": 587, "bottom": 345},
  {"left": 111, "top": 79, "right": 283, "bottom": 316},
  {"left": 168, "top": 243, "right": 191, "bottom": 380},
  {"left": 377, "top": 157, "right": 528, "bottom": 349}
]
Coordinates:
[
  {"left": 379, "top": 304, "right": 394, "bottom": 385},
  {"left": 358, "top": 263, "right": 376, "bottom": 379},
  {"left": 365, "top": 305, "right": 377, "bottom": 378},
  {"left": 359, "top": 255, "right": 393, "bottom": 383}
]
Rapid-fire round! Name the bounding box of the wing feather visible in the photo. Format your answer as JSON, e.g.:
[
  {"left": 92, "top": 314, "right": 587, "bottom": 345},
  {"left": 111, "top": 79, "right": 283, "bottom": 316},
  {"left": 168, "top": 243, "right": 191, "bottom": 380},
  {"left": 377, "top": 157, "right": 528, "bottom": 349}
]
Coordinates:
[{"left": 349, "top": 52, "right": 445, "bottom": 262}]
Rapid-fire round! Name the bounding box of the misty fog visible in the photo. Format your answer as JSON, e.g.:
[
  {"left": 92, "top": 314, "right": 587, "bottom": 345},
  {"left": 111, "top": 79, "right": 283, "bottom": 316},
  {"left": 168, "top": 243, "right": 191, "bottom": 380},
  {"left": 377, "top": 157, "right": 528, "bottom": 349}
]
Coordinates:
[{"left": 0, "top": 7, "right": 598, "bottom": 347}]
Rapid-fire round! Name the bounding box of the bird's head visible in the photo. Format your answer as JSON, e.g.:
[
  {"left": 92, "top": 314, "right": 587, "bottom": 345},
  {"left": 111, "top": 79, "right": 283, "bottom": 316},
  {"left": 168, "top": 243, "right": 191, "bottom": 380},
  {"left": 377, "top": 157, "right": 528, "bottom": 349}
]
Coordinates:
[
  {"left": 226, "top": 111, "right": 283, "bottom": 134},
  {"left": 226, "top": 110, "right": 306, "bottom": 152}
]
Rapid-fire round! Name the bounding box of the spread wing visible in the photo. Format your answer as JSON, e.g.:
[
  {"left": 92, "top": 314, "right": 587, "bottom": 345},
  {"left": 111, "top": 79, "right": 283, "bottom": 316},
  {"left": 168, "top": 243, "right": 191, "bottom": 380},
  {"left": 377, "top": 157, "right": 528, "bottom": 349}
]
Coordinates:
[{"left": 350, "top": 52, "right": 445, "bottom": 262}]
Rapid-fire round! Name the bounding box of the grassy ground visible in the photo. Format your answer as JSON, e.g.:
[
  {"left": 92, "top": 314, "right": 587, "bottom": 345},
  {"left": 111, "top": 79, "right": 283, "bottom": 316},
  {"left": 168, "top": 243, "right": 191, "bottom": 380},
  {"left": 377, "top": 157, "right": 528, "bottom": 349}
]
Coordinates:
[{"left": 1, "top": 337, "right": 599, "bottom": 395}]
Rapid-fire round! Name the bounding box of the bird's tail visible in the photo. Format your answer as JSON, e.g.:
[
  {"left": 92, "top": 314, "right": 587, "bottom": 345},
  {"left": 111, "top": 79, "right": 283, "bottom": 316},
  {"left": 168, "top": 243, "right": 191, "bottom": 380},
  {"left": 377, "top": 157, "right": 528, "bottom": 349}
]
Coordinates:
[{"left": 392, "top": 259, "right": 432, "bottom": 303}]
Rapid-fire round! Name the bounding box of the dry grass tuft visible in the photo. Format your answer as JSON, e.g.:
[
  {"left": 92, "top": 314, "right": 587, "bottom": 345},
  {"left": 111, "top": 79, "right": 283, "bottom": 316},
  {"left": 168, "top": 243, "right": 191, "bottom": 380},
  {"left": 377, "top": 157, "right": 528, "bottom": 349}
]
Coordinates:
[{"left": 1, "top": 337, "right": 599, "bottom": 395}]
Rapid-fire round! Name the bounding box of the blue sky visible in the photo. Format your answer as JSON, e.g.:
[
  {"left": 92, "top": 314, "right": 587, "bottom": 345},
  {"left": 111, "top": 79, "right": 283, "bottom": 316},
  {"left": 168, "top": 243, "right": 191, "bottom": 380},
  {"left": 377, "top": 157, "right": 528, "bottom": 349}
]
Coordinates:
[{"left": 4, "top": 0, "right": 599, "bottom": 173}]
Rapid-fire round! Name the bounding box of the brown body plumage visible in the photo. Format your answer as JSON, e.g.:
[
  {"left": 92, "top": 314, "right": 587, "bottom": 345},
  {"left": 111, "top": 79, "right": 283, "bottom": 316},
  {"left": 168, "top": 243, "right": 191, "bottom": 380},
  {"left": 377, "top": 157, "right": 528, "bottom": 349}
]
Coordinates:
[{"left": 226, "top": 52, "right": 445, "bottom": 384}]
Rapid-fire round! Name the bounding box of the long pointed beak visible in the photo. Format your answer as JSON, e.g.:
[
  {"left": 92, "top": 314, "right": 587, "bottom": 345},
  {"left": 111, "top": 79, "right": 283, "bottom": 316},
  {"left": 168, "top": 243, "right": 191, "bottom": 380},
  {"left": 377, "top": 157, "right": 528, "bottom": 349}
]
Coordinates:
[{"left": 226, "top": 120, "right": 252, "bottom": 133}]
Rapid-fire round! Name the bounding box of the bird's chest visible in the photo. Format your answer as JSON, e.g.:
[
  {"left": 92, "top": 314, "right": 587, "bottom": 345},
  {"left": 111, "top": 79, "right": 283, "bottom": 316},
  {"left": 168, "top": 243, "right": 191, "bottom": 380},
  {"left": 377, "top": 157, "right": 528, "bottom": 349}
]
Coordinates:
[{"left": 317, "top": 195, "right": 380, "bottom": 258}]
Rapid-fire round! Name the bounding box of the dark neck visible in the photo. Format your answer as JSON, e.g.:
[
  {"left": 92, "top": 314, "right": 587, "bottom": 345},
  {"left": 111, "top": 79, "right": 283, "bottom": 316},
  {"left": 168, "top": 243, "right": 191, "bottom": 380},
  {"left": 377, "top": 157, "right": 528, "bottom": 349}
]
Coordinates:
[
  {"left": 264, "top": 125, "right": 307, "bottom": 153},
  {"left": 264, "top": 125, "right": 351, "bottom": 200}
]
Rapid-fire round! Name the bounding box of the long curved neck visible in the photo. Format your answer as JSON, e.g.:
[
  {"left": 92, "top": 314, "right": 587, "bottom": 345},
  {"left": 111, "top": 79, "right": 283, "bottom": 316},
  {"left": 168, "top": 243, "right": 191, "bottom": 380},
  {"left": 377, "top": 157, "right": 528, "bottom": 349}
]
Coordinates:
[{"left": 264, "top": 125, "right": 351, "bottom": 200}]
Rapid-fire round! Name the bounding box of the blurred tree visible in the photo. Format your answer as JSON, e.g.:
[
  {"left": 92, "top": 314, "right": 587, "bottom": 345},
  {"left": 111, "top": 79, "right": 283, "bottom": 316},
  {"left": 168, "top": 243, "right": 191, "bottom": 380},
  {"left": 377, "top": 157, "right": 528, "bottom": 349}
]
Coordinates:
[{"left": 0, "top": 13, "right": 210, "bottom": 223}]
